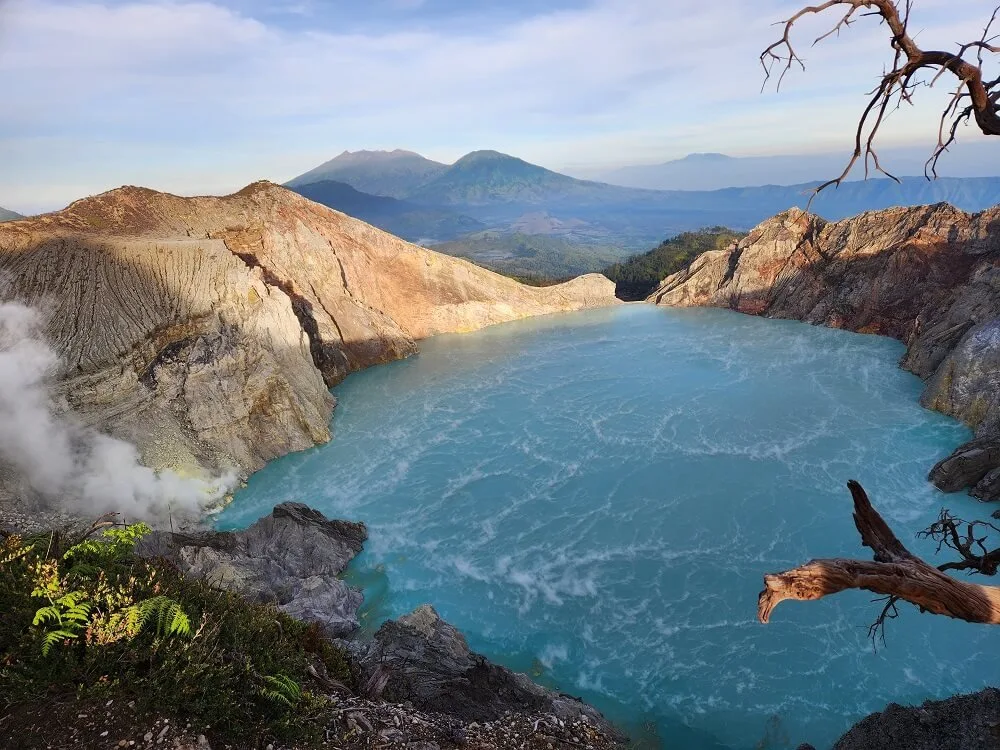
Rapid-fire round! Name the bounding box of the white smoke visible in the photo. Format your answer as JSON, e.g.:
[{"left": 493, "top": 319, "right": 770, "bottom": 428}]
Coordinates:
[{"left": 0, "top": 301, "right": 234, "bottom": 523}]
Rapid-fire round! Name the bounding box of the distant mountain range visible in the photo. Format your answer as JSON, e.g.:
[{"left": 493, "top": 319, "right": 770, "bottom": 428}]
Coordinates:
[
  {"left": 0, "top": 207, "right": 23, "bottom": 222},
  {"left": 580, "top": 141, "right": 1000, "bottom": 191},
  {"left": 286, "top": 148, "right": 1000, "bottom": 278}
]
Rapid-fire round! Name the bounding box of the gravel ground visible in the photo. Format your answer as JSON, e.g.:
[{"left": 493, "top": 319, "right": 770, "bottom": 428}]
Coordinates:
[{"left": 1, "top": 692, "right": 623, "bottom": 750}]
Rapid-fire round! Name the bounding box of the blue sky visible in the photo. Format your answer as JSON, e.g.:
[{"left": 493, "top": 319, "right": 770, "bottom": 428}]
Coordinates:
[{"left": 0, "top": 0, "right": 995, "bottom": 212}]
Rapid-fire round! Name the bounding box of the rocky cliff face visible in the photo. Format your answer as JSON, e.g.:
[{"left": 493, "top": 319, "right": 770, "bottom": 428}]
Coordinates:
[
  {"left": 351, "top": 604, "right": 620, "bottom": 736},
  {"left": 649, "top": 203, "right": 1000, "bottom": 498},
  {"left": 0, "top": 182, "right": 616, "bottom": 495},
  {"left": 138, "top": 502, "right": 368, "bottom": 637}
]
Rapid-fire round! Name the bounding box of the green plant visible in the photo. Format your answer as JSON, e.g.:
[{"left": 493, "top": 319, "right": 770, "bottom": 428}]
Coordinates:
[
  {"left": 25, "top": 524, "right": 192, "bottom": 656},
  {"left": 0, "top": 521, "right": 354, "bottom": 745},
  {"left": 106, "top": 595, "right": 192, "bottom": 640},
  {"left": 31, "top": 587, "right": 90, "bottom": 656},
  {"left": 602, "top": 227, "right": 743, "bottom": 300},
  {"left": 259, "top": 673, "right": 302, "bottom": 707}
]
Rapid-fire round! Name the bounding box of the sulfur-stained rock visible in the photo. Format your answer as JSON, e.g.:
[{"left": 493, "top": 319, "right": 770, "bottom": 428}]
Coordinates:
[{"left": 0, "top": 182, "right": 617, "bottom": 503}]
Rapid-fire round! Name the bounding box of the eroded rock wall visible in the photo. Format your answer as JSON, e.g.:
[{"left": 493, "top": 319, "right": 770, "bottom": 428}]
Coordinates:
[{"left": 0, "top": 182, "right": 616, "bottom": 499}]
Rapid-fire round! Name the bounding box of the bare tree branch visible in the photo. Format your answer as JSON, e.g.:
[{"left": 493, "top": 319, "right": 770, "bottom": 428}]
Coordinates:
[
  {"left": 758, "top": 481, "right": 1000, "bottom": 627},
  {"left": 762, "top": 0, "right": 1000, "bottom": 197}
]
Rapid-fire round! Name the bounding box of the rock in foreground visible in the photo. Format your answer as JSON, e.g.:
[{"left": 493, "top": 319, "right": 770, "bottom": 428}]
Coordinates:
[
  {"left": 139, "top": 502, "right": 367, "bottom": 636},
  {"left": 353, "top": 604, "right": 623, "bottom": 740},
  {"left": 832, "top": 688, "right": 1000, "bottom": 750},
  {"left": 139, "top": 503, "right": 624, "bottom": 746}
]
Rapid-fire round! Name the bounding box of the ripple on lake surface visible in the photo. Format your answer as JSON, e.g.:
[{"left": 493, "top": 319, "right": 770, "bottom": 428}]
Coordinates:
[{"left": 219, "top": 304, "right": 994, "bottom": 750}]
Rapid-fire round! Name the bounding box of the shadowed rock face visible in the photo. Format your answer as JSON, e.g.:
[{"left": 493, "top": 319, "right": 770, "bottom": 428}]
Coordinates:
[
  {"left": 830, "top": 688, "right": 1000, "bottom": 750},
  {"left": 352, "top": 604, "right": 622, "bottom": 739},
  {"left": 138, "top": 502, "right": 367, "bottom": 637},
  {"left": 649, "top": 203, "right": 1000, "bottom": 498},
  {"left": 0, "top": 182, "right": 616, "bottom": 492}
]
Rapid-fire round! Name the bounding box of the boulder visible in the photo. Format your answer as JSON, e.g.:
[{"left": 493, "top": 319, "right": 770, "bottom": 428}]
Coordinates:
[
  {"left": 833, "top": 688, "right": 1000, "bottom": 750},
  {"left": 928, "top": 436, "right": 1000, "bottom": 497},
  {"left": 139, "top": 502, "right": 366, "bottom": 636},
  {"left": 972, "top": 467, "right": 1000, "bottom": 502},
  {"left": 353, "top": 604, "right": 622, "bottom": 739}
]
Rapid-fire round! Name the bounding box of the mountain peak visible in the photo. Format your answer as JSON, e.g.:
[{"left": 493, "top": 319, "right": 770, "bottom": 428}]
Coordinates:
[
  {"left": 453, "top": 150, "right": 523, "bottom": 166},
  {"left": 332, "top": 149, "right": 426, "bottom": 163},
  {"left": 286, "top": 150, "right": 448, "bottom": 196}
]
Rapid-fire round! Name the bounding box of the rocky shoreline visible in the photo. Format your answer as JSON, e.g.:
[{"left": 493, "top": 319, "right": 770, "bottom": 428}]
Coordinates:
[
  {"left": 137, "top": 502, "right": 625, "bottom": 749},
  {"left": 138, "top": 501, "right": 1000, "bottom": 750},
  {"left": 650, "top": 203, "right": 1000, "bottom": 500}
]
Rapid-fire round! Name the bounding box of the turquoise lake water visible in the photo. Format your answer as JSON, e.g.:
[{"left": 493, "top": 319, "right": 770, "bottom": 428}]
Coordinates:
[{"left": 218, "top": 304, "right": 998, "bottom": 749}]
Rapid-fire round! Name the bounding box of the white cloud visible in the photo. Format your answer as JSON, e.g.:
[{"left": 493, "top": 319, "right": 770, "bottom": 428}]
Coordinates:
[{"left": 0, "top": 0, "right": 994, "bottom": 211}]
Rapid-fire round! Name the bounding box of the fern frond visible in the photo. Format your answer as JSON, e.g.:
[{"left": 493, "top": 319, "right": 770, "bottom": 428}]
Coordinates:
[
  {"left": 62, "top": 604, "right": 92, "bottom": 623},
  {"left": 33, "top": 606, "right": 61, "bottom": 626},
  {"left": 41, "top": 629, "right": 79, "bottom": 656},
  {"left": 167, "top": 605, "right": 191, "bottom": 637},
  {"left": 127, "top": 596, "right": 193, "bottom": 639},
  {"left": 56, "top": 590, "right": 87, "bottom": 608},
  {"left": 259, "top": 674, "right": 302, "bottom": 707}
]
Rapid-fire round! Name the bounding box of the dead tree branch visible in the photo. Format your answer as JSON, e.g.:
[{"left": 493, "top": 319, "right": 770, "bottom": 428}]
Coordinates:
[
  {"left": 762, "top": 0, "right": 1000, "bottom": 196},
  {"left": 758, "top": 481, "right": 1000, "bottom": 630}
]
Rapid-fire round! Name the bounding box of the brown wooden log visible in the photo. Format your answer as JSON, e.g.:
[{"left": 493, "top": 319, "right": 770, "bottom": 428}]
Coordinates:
[{"left": 757, "top": 481, "right": 1000, "bottom": 625}]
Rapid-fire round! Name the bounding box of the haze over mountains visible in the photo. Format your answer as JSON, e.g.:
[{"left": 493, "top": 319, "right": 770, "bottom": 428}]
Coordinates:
[
  {"left": 0, "top": 207, "right": 23, "bottom": 222},
  {"left": 578, "top": 140, "right": 1000, "bottom": 191},
  {"left": 291, "top": 180, "right": 483, "bottom": 243},
  {"left": 285, "top": 148, "right": 1000, "bottom": 278}
]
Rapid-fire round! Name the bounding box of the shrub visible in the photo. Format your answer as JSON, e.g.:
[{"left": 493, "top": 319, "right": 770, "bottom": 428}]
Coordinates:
[{"left": 0, "top": 523, "right": 353, "bottom": 745}]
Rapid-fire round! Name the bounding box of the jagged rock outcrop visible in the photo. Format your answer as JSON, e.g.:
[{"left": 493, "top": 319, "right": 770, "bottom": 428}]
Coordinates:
[
  {"left": 649, "top": 203, "right": 1000, "bottom": 497},
  {"left": 138, "top": 501, "right": 367, "bottom": 636},
  {"left": 927, "top": 435, "right": 1000, "bottom": 498},
  {"left": 831, "top": 688, "right": 1000, "bottom": 750},
  {"left": 352, "top": 604, "right": 622, "bottom": 739},
  {"left": 0, "top": 182, "right": 616, "bottom": 492}
]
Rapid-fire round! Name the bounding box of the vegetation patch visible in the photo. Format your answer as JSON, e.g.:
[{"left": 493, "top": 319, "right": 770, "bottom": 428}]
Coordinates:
[
  {"left": 0, "top": 522, "right": 353, "bottom": 747},
  {"left": 601, "top": 228, "right": 743, "bottom": 301}
]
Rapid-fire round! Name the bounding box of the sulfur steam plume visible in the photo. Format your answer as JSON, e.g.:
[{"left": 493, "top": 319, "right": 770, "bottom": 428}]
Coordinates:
[{"left": 0, "top": 301, "right": 233, "bottom": 523}]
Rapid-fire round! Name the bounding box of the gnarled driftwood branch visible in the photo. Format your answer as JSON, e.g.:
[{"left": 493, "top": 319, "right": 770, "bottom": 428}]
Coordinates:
[{"left": 758, "top": 480, "right": 1000, "bottom": 627}]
